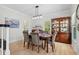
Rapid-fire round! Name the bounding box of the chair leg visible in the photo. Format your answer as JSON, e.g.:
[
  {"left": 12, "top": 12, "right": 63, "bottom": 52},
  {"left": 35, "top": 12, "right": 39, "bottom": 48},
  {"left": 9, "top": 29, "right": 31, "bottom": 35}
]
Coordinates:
[
  {"left": 37, "top": 45, "right": 39, "bottom": 53},
  {"left": 44, "top": 40, "right": 46, "bottom": 49},
  {"left": 52, "top": 43, "right": 55, "bottom": 52},
  {"left": 27, "top": 42, "right": 30, "bottom": 49},
  {"left": 50, "top": 39, "right": 54, "bottom": 52},
  {"left": 32, "top": 44, "right": 34, "bottom": 51},
  {"left": 53, "top": 43, "right": 55, "bottom": 51},
  {"left": 24, "top": 41, "right": 25, "bottom": 47},
  {"left": 52, "top": 44, "right": 54, "bottom": 52}
]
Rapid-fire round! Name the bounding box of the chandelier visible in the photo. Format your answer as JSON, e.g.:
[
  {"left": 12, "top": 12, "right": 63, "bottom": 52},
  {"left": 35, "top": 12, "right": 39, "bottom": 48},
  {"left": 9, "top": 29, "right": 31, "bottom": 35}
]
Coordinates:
[{"left": 32, "top": 5, "right": 42, "bottom": 20}]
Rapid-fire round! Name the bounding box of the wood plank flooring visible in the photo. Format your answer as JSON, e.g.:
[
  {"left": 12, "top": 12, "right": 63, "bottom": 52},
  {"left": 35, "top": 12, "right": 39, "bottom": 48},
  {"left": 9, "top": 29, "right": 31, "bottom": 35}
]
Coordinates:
[{"left": 10, "top": 40, "right": 76, "bottom": 55}]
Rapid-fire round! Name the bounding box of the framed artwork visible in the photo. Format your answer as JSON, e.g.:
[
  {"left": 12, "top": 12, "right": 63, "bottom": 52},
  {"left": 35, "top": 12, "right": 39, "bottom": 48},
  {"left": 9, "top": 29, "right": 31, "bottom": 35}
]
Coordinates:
[{"left": 5, "top": 19, "right": 19, "bottom": 28}]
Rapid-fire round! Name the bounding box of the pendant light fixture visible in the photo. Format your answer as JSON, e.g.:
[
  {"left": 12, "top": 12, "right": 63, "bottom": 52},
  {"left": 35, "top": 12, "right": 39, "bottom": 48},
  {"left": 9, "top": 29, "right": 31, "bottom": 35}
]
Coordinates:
[{"left": 32, "top": 5, "right": 42, "bottom": 20}]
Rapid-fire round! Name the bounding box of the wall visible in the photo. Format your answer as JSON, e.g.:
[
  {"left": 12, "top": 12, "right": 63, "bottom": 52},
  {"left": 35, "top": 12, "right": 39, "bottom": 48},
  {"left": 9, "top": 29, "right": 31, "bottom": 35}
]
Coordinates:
[
  {"left": 71, "top": 4, "right": 79, "bottom": 54},
  {"left": 76, "top": 16, "right": 79, "bottom": 54},
  {"left": 0, "top": 5, "right": 31, "bottom": 43}
]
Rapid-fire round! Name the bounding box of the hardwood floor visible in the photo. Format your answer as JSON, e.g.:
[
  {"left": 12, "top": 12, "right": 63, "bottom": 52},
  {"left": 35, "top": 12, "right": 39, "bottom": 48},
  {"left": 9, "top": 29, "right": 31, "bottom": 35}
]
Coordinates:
[{"left": 10, "top": 40, "right": 76, "bottom": 55}]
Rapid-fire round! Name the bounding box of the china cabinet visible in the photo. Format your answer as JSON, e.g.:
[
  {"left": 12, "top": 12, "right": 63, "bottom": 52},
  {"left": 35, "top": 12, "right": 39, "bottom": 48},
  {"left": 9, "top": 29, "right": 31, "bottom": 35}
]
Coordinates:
[{"left": 51, "top": 17, "right": 71, "bottom": 44}]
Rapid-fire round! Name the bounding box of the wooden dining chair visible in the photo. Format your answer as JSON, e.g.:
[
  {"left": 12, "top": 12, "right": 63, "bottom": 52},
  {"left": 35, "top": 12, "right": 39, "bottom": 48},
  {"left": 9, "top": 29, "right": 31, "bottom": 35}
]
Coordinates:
[
  {"left": 23, "top": 30, "right": 30, "bottom": 49},
  {"left": 31, "top": 33, "right": 42, "bottom": 53}
]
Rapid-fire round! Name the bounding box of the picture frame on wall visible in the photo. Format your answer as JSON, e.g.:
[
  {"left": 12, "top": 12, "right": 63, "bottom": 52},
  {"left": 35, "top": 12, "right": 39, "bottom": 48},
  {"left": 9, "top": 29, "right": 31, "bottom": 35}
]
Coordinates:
[{"left": 5, "top": 18, "right": 19, "bottom": 28}]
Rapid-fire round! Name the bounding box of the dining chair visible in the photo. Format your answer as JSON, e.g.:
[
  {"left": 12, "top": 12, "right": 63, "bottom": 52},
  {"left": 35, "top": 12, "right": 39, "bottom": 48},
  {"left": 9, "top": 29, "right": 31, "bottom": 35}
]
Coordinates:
[
  {"left": 51, "top": 31, "right": 57, "bottom": 52},
  {"left": 23, "top": 30, "right": 30, "bottom": 49},
  {"left": 31, "top": 33, "right": 42, "bottom": 53},
  {"left": 43, "top": 31, "right": 57, "bottom": 52}
]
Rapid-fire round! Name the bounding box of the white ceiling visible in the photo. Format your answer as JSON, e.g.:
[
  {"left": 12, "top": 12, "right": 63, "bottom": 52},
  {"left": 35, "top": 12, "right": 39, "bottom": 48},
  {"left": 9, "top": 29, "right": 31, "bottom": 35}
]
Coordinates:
[{"left": 2, "top": 4, "right": 74, "bottom": 17}]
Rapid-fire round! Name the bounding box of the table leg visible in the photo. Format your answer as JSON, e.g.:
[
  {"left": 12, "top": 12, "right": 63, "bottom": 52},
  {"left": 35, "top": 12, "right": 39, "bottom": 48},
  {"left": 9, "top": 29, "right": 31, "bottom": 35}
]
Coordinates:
[
  {"left": 42, "top": 40, "right": 43, "bottom": 49},
  {"left": 44, "top": 40, "right": 46, "bottom": 49},
  {"left": 47, "top": 39, "right": 48, "bottom": 53}
]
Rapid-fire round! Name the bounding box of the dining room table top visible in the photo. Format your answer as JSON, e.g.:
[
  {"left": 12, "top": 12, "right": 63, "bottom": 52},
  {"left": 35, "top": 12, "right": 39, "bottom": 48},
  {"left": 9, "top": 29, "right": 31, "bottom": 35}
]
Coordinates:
[
  {"left": 39, "top": 32, "right": 51, "bottom": 38},
  {"left": 33, "top": 30, "right": 52, "bottom": 38}
]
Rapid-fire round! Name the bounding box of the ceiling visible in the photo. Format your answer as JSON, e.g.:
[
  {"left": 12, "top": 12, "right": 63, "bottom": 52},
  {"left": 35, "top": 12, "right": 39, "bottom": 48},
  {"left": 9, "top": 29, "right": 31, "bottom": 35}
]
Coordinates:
[{"left": 2, "top": 4, "right": 74, "bottom": 17}]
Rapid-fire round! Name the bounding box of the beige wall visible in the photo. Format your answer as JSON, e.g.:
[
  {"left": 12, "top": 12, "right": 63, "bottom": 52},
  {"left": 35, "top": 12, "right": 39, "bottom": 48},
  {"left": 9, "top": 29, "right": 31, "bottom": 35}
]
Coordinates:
[{"left": 71, "top": 4, "right": 79, "bottom": 54}]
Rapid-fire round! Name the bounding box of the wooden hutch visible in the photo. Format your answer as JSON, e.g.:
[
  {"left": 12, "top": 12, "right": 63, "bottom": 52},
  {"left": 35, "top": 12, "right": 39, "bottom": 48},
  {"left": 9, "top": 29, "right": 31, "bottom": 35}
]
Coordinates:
[{"left": 51, "top": 17, "right": 71, "bottom": 44}]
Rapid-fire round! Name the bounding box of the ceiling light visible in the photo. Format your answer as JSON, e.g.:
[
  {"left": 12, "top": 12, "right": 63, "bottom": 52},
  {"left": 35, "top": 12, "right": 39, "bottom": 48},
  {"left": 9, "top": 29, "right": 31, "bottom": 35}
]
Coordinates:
[{"left": 32, "top": 5, "right": 43, "bottom": 20}]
